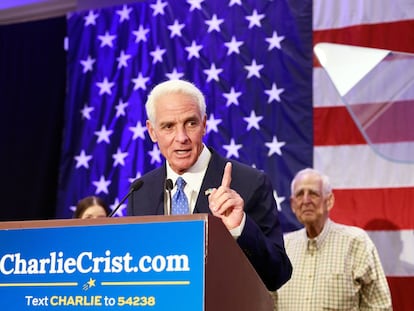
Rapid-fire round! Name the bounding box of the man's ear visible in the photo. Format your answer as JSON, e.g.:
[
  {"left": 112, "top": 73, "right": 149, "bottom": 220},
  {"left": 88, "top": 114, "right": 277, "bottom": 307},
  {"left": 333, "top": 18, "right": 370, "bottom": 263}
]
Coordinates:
[
  {"left": 326, "top": 192, "right": 335, "bottom": 212},
  {"left": 290, "top": 197, "right": 297, "bottom": 213},
  {"left": 146, "top": 120, "right": 157, "bottom": 142}
]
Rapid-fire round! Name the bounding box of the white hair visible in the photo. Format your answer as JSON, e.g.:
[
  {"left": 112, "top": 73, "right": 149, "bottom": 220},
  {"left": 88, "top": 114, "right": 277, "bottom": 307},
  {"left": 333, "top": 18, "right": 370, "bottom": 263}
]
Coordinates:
[
  {"left": 145, "top": 80, "right": 206, "bottom": 123},
  {"left": 290, "top": 168, "right": 332, "bottom": 196}
]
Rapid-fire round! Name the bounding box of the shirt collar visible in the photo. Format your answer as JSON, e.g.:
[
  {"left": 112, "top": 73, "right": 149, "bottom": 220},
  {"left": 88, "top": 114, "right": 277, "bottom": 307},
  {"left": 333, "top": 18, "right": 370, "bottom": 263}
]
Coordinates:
[
  {"left": 166, "top": 144, "right": 211, "bottom": 191},
  {"left": 306, "top": 218, "right": 332, "bottom": 250}
]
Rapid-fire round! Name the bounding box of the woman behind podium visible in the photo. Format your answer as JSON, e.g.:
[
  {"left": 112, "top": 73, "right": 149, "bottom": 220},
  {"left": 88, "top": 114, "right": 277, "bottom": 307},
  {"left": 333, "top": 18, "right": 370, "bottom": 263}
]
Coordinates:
[{"left": 73, "top": 196, "right": 110, "bottom": 219}]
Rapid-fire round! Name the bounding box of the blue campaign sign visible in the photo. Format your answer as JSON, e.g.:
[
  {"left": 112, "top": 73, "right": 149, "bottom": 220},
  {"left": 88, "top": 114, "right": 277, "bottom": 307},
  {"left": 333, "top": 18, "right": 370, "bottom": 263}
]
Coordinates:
[{"left": 0, "top": 220, "right": 205, "bottom": 310}]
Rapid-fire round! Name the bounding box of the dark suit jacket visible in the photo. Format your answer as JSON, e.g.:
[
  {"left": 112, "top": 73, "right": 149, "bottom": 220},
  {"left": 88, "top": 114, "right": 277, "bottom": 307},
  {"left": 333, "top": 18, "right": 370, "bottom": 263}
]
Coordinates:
[{"left": 127, "top": 148, "right": 292, "bottom": 290}]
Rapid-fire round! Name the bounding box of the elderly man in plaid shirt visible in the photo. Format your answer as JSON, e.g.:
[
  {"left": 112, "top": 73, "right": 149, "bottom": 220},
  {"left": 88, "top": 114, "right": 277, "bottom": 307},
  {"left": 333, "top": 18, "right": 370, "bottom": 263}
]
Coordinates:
[{"left": 275, "top": 168, "right": 392, "bottom": 310}]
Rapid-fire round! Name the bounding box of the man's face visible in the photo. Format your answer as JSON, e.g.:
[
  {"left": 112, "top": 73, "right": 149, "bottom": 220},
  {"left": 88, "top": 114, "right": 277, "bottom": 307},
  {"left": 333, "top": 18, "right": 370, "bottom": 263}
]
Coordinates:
[
  {"left": 290, "top": 173, "right": 333, "bottom": 228},
  {"left": 146, "top": 92, "right": 206, "bottom": 174}
]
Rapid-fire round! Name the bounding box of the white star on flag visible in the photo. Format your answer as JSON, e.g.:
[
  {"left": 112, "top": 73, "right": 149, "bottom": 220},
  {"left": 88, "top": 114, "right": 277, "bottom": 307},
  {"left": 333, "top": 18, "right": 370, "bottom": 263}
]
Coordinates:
[
  {"left": 94, "top": 125, "right": 113, "bottom": 144},
  {"left": 112, "top": 148, "right": 129, "bottom": 167},
  {"left": 168, "top": 20, "right": 185, "bottom": 38},
  {"left": 245, "top": 9, "right": 265, "bottom": 29},
  {"left": 132, "top": 25, "right": 150, "bottom": 43},
  {"left": 93, "top": 175, "right": 111, "bottom": 195},
  {"left": 206, "top": 114, "right": 222, "bottom": 133},
  {"left": 80, "top": 104, "right": 94, "bottom": 120},
  {"left": 244, "top": 110, "right": 263, "bottom": 131},
  {"left": 98, "top": 31, "right": 116, "bottom": 48},
  {"left": 265, "top": 136, "right": 286, "bottom": 157},
  {"left": 223, "top": 138, "right": 243, "bottom": 159},
  {"left": 132, "top": 73, "right": 150, "bottom": 90},
  {"left": 245, "top": 59, "right": 264, "bottom": 79},
  {"left": 74, "top": 150, "right": 92, "bottom": 169},
  {"left": 129, "top": 121, "right": 147, "bottom": 140},
  {"left": 205, "top": 14, "right": 224, "bottom": 32},
  {"left": 265, "top": 83, "right": 285, "bottom": 103},
  {"left": 80, "top": 55, "right": 95, "bottom": 73},
  {"left": 96, "top": 77, "right": 114, "bottom": 95},
  {"left": 204, "top": 63, "right": 223, "bottom": 82}
]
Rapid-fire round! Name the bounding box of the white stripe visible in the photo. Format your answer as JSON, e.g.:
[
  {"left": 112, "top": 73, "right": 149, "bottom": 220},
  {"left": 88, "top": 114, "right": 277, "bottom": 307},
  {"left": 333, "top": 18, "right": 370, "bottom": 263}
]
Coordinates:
[
  {"left": 313, "top": 0, "right": 414, "bottom": 30},
  {"left": 314, "top": 145, "right": 414, "bottom": 189},
  {"left": 367, "top": 230, "right": 414, "bottom": 277},
  {"left": 314, "top": 56, "right": 414, "bottom": 108},
  {"left": 313, "top": 67, "right": 344, "bottom": 108}
]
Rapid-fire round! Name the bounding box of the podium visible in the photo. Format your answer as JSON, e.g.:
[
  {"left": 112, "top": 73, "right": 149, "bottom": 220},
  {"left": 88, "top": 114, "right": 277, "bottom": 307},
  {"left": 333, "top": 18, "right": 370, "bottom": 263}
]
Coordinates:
[{"left": 0, "top": 214, "right": 273, "bottom": 310}]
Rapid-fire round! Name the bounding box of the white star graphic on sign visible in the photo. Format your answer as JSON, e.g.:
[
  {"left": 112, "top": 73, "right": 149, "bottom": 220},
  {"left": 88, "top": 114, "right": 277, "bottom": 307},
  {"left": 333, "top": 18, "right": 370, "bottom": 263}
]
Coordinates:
[
  {"left": 80, "top": 104, "right": 94, "bottom": 120},
  {"left": 148, "top": 144, "right": 162, "bottom": 164},
  {"left": 223, "top": 87, "right": 242, "bottom": 107},
  {"left": 129, "top": 121, "right": 147, "bottom": 140},
  {"left": 132, "top": 73, "right": 150, "bottom": 90},
  {"left": 229, "top": 0, "right": 242, "bottom": 6},
  {"left": 150, "top": 46, "right": 167, "bottom": 64},
  {"left": 245, "top": 9, "right": 265, "bottom": 29},
  {"left": 223, "top": 138, "right": 242, "bottom": 159},
  {"left": 273, "top": 190, "right": 285, "bottom": 212},
  {"left": 115, "top": 100, "right": 128, "bottom": 117},
  {"left": 168, "top": 20, "right": 185, "bottom": 38},
  {"left": 116, "top": 5, "right": 132, "bottom": 22},
  {"left": 110, "top": 198, "right": 126, "bottom": 217},
  {"left": 96, "top": 77, "right": 114, "bottom": 95},
  {"left": 98, "top": 31, "right": 116, "bottom": 48},
  {"left": 112, "top": 148, "right": 129, "bottom": 167},
  {"left": 150, "top": 0, "right": 168, "bottom": 16},
  {"left": 74, "top": 150, "right": 92, "bottom": 169},
  {"left": 265, "top": 83, "right": 285, "bottom": 103},
  {"left": 205, "top": 14, "right": 224, "bottom": 32},
  {"left": 204, "top": 63, "right": 223, "bottom": 82},
  {"left": 244, "top": 59, "right": 264, "bottom": 79},
  {"left": 266, "top": 31, "right": 285, "bottom": 50},
  {"left": 185, "top": 41, "right": 203, "bottom": 60},
  {"left": 116, "top": 50, "right": 131, "bottom": 69},
  {"left": 84, "top": 11, "right": 99, "bottom": 26},
  {"left": 93, "top": 175, "right": 111, "bottom": 195},
  {"left": 224, "top": 36, "right": 243, "bottom": 55},
  {"left": 166, "top": 68, "right": 185, "bottom": 80},
  {"left": 187, "top": 0, "right": 204, "bottom": 11},
  {"left": 206, "top": 114, "right": 222, "bottom": 133},
  {"left": 132, "top": 25, "right": 150, "bottom": 43},
  {"left": 80, "top": 55, "right": 95, "bottom": 73},
  {"left": 265, "top": 136, "right": 286, "bottom": 157},
  {"left": 128, "top": 172, "right": 142, "bottom": 183},
  {"left": 243, "top": 110, "right": 263, "bottom": 131},
  {"left": 94, "top": 125, "right": 113, "bottom": 144}
]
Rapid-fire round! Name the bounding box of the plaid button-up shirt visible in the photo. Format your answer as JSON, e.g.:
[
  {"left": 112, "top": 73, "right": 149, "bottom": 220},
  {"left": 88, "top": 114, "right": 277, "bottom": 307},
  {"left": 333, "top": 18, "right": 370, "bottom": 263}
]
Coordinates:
[{"left": 275, "top": 219, "right": 392, "bottom": 310}]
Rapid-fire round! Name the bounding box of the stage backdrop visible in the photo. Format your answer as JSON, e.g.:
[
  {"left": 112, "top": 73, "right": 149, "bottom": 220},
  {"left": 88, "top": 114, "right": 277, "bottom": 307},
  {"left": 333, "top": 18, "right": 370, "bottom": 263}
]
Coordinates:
[
  {"left": 313, "top": 0, "right": 414, "bottom": 310},
  {"left": 57, "top": 0, "right": 312, "bottom": 230},
  {"left": 56, "top": 0, "right": 414, "bottom": 310}
]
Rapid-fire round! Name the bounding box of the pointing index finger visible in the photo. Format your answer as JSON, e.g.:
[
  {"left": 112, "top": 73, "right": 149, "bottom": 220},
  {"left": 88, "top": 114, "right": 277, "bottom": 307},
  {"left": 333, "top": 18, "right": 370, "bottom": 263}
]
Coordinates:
[{"left": 221, "top": 162, "right": 232, "bottom": 188}]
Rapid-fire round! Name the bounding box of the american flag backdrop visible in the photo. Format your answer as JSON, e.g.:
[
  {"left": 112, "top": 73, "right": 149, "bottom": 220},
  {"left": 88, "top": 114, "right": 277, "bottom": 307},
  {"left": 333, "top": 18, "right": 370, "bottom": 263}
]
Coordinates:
[
  {"left": 58, "top": 0, "right": 312, "bottom": 232},
  {"left": 313, "top": 0, "right": 414, "bottom": 310},
  {"left": 57, "top": 0, "right": 414, "bottom": 309}
]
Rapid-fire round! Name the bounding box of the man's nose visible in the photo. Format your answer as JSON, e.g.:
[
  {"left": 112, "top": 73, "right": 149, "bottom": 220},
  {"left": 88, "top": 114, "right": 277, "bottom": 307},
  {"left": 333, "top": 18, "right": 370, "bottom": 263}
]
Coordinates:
[
  {"left": 175, "top": 126, "right": 189, "bottom": 142},
  {"left": 302, "top": 191, "right": 312, "bottom": 203}
]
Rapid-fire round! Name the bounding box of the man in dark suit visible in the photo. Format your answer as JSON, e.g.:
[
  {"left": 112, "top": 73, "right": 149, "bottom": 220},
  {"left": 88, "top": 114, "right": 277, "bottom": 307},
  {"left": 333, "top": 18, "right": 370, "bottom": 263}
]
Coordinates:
[{"left": 127, "top": 79, "right": 292, "bottom": 291}]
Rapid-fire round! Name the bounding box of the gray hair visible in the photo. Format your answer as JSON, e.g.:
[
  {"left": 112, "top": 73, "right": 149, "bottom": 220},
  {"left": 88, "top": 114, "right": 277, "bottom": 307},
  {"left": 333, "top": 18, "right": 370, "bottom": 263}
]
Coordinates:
[
  {"left": 290, "top": 168, "right": 332, "bottom": 197},
  {"left": 145, "top": 80, "right": 206, "bottom": 123}
]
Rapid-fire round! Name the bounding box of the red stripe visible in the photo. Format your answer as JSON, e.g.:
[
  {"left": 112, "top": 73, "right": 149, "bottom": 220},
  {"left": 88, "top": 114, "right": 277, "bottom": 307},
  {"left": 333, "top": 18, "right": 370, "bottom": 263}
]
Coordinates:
[
  {"left": 330, "top": 188, "right": 414, "bottom": 230},
  {"left": 387, "top": 277, "right": 414, "bottom": 310},
  {"left": 353, "top": 100, "right": 414, "bottom": 143},
  {"left": 313, "top": 20, "right": 414, "bottom": 67},
  {"left": 314, "top": 106, "right": 366, "bottom": 146}
]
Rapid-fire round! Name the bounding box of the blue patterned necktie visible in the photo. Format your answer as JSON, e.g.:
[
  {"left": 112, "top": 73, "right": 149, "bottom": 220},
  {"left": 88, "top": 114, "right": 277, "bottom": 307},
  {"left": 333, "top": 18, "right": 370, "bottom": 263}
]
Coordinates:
[{"left": 172, "top": 177, "right": 189, "bottom": 215}]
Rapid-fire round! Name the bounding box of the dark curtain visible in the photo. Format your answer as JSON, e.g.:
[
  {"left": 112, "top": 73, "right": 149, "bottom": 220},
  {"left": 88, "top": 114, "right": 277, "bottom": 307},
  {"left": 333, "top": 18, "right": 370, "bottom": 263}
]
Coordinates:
[{"left": 0, "top": 17, "right": 66, "bottom": 220}]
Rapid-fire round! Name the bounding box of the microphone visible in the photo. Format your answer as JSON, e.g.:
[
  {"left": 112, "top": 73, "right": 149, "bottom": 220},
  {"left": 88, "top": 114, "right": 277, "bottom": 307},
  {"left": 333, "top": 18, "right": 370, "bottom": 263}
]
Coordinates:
[
  {"left": 108, "top": 179, "right": 143, "bottom": 217},
  {"left": 165, "top": 179, "right": 173, "bottom": 215}
]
